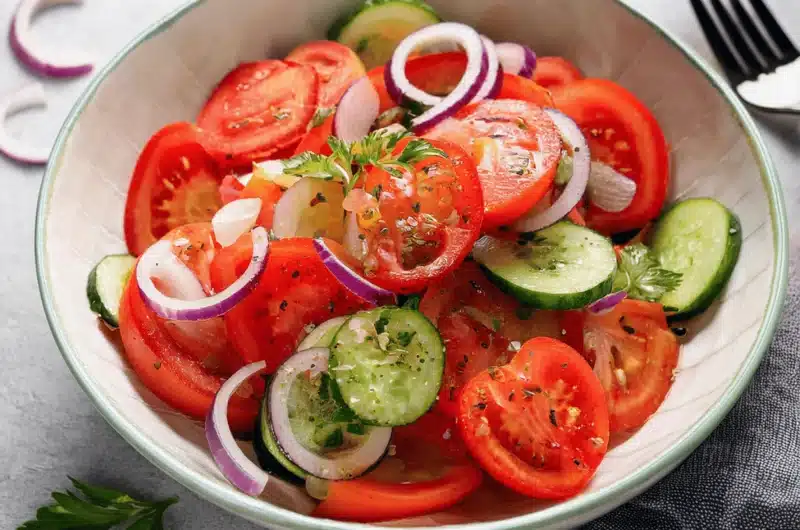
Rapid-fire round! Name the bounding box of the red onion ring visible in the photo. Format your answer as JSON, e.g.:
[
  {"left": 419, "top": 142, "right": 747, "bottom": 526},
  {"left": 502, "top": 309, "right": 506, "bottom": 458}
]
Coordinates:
[
  {"left": 313, "top": 238, "right": 396, "bottom": 306},
  {"left": 206, "top": 361, "right": 270, "bottom": 496},
  {"left": 513, "top": 109, "right": 590, "bottom": 233},
  {"left": 137, "top": 227, "right": 269, "bottom": 320},
  {"left": 587, "top": 161, "right": 638, "bottom": 213},
  {"left": 9, "top": 0, "right": 93, "bottom": 78},
  {"left": 385, "top": 22, "right": 489, "bottom": 133},
  {"left": 0, "top": 83, "right": 50, "bottom": 165},
  {"left": 587, "top": 291, "right": 627, "bottom": 315},
  {"left": 333, "top": 76, "right": 380, "bottom": 142},
  {"left": 473, "top": 37, "right": 501, "bottom": 101},
  {"left": 495, "top": 42, "right": 537, "bottom": 79}
]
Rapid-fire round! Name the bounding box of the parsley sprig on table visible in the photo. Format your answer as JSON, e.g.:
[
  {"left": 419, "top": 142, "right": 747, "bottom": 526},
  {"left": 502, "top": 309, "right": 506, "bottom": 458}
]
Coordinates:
[
  {"left": 612, "top": 243, "right": 682, "bottom": 302},
  {"left": 18, "top": 477, "right": 178, "bottom": 530},
  {"left": 282, "top": 129, "right": 446, "bottom": 195}
]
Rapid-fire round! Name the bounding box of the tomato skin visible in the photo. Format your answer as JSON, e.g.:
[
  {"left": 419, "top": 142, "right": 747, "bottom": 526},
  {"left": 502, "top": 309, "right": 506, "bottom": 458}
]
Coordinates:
[
  {"left": 458, "top": 337, "right": 609, "bottom": 500},
  {"left": 551, "top": 79, "right": 669, "bottom": 234},
  {"left": 286, "top": 40, "right": 366, "bottom": 107},
  {"left": 124, "top": 122, "right": 223, "bottom": 257},
  {"left": 198, "top": 60, "right": 319, "bottom": 170},
  {"left": 219, "top": 173, "right": 245, "bottom": 205},
  {"left": 119, "top": 273, "right": 259, "bottom": 433},
  {"left": 496, "top": 74, "right": 555, "bottom": 107},
  {"left": 210, "top": 237, "right": 371, "bottom": 372},
  {"left": 239, "top": 173, "right": 283, "bottom": 230},
  {"left": 533, "top": 57, "right": 583, "bottom": 89},
  {"left": 293, "top": 115, "right": 334, "bottom": 156}
]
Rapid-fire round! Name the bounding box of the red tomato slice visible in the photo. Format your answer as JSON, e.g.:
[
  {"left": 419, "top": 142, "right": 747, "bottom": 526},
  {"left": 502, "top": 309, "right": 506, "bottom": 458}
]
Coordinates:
[
  {"left": 219, "top": 173, "right": 245, "bottom": 205},
  {"left": 551, "top": 79, "right": 669, "bottom": 234},
  {"left": 533, "top": 57, "right": 583, "bottom": 89},
  {"left": 123, "top": 122, "right": 223, "bottom": 257},
  {"left": 496, "top": 74, "right": 555, "bottom": 107},
  {"left": 458, "top": 337, "right": 610, "bottom": 499},
  {"left": 119, "top": 273, "right": 259, "bottom": 433},
  {"left": 209, "top": 237, "right": 371, "bottom": 372},
  {"left": 198, "top": 60, "right": 319, "bottom": 170},
  {"left": 286, "top": 41, "right": 366, "bottom": 107},
  {"left": 352, "top": 139, "right": 483, "bottom": 294},
  {"left": 392, "top": 410, "right": 470, "bottom": 462},
  {"left": 420, "top": 260, "right": 563, "bottom": 417},
  {"left": 577, "top": 299, "right": 678, "bottom": 433},
  {"left": 293, "top": 114, "right": 334, "bottom": 156},
  {"left": 216, "top": 171, "right": 283, "bottom": 230},
  {"left": 426, "top": 99, "right": 562, "bottom": 229}
]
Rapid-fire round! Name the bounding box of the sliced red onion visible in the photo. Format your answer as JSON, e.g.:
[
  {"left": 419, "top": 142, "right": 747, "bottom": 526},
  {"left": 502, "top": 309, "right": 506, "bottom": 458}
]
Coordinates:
[
  {"left": 385, "top": 22, "right": 489, "bottom": 132},
  {"left": 473, "top": 36, "right": 501, "bottom": 101},
  {"left": 137, "top": 227, "right": 269, "bottom": 320},
  {"left": 333, "top": 76, "right": 380, "bottom": 143},
  {"left": 269, "top": 348, "right": 392, "bottom": 480},
  {"left": 486, "top": 64, "right": 504, "bottom": 99},
  {"left": 0, "top": 83, "right": 49, "bottom": 164},
  {"left": 212, "top": 198, "right": 262, "bottom": 247},
  {"left": 495, "top": 42, "right": 537, "bottom": 79},
  {"left": 313, "top": 238, "right": 396, "bottom": 306},
  {"left": 9, "top": 0, "right": 93, "bottom": 78},
  {"left": 206, "top": 361, "right": 269, "bottom": 496},
  {"left": 587, "top": 291, "right": 627, "bottom": 315},
  {"left": 513, "top": 109, "right": 590, "bottom": 232},
  {"left": 587, "top": 161, "right": 637, "bottom": 213}
]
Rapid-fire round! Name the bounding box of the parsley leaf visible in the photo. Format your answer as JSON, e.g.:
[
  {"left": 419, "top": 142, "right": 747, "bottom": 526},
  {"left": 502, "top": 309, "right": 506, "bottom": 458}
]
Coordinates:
[
  {"left": 401, "top": 294, "right": 421, "bottom": 310},
  {"left": 613, "top": 243, "right": 682, "bottom": 302},
  {"left": 18, "top": 477, "right": 178, "bottom": 530},
  {"left": 283, "top": 152, "right": 348, "bottom": 182}
]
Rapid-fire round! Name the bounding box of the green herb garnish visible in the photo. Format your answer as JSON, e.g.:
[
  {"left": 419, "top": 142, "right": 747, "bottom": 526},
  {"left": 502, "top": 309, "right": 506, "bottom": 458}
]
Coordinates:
[{"left": 613, "top": 243, "right": 683, "bottom": 302}]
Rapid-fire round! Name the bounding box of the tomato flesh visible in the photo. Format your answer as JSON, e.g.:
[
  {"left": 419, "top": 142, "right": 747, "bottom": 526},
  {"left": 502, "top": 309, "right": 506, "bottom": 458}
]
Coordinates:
[
  {"left": 458, "top": 337, "right": 609, "bottom": 499},
  {"left": 533, "top": 57, "right": 583, "bottom": 89},
  {"left": 496, "top": 74, "right": 555, "bottom": 107},
  {"left": 286, "top": 40, "right": 366, "bottom": 107}
]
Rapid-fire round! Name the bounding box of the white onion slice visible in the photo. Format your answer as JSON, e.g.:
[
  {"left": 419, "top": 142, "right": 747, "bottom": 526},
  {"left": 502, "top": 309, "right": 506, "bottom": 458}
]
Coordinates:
[
  {"left": 333, "top": 76, "right": 380, "bottom": 143},
  {"left": 495, "top": 42, "right": 537, "bottom": 78},
  {"left": 10, "top": 0, "right": 93, "bottom": 78},
  {"left": 212, "top": 198, "right": 262, "bottom": 247},
  {"left": 137, "top": 227, "right": 269, "bottom": 320},
  {"left": 0, "top": 83, "right": 49, "bottom": 164},
  {"left": 313, "top": 238, "right": 396, "bottom": 306},
  {"left": 206, "top": 361, "right": 270, "bottom": 496},
  {"left": 587, "top": 161, "right": 638, "bottom": 213},
  {"left": 513, "top": 109, "right": 590, "bottom": 233},
  {"left": 587, "top": 291, "right": 627, "bottom": 315},
  {"left": 473, "top": 36, "right": 501, "bottom": 101},
  {"left": 385, "top": 22, "right": 489, "bottom": 132},
  {"left": 269, "top": 348, "right": 392, "bottom": 480}
]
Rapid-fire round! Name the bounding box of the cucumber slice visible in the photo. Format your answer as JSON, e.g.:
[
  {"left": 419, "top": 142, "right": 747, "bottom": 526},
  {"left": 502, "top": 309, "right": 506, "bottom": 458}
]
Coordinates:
[
  {"left": 254, "top": 394, "right": 306, "bottom": 483},
  {"left": 330, "top": 307, "right": 444, "bottom": 426},
  {"left": 86, "top": 254, "right": 136, "bottom": 328},
  {"left": 473, "top": 221, "right": 617, "bottom": 310},
  {"left": 298, "top": 316, "right": 348, "bottom": 350},
  {"left": 651, "top": 198, "right": 742, "bottom": 318},
  {"left": 329, "top": 0, "right": 441, "bottom": 69}
]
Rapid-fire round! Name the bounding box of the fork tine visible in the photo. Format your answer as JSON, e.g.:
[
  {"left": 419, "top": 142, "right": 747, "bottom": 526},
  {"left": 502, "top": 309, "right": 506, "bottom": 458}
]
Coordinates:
[
  {"left": 690, "top": 0, "right": 746, "bottom": 82},
  {"left": 749, "top": 0, "right": 800, "bottom": 62},
  {"left": 731, "top": 0, "right": 781, "bottom": 69},
  {"left": 710, "top": 0, "right": 763, "bottom": 77}
]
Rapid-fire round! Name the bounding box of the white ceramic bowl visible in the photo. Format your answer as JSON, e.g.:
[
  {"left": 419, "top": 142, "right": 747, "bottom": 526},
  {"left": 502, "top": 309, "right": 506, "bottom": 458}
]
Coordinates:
[{"left": 35, "top": 0, "right": 788, "bottom": 528}]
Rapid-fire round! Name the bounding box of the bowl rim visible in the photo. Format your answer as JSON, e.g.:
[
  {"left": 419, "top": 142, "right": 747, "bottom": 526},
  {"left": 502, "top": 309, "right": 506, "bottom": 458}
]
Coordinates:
[{"left": 35, "top": 0, "right": 788, "bottom": 528}]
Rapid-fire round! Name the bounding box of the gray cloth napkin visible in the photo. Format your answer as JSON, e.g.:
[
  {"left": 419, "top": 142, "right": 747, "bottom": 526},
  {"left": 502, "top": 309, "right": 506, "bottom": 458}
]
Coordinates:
[{"left": 587, "top": 257, "right": 799, "bottom": 529}]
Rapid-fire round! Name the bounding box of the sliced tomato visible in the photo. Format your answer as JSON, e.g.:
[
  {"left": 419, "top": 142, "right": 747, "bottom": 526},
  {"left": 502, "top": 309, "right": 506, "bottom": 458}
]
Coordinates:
[
  {"left": 239, "top": 172, "right": 283, "bottom": 230},
  {"left": 421, "top": 260, "right": 562, "bottom": 417},
  {"left": 426, "top": 99, "right": 562, "bottom": 229},
  {"left": 314, "top": 411, "right": 482, "bottom": 522},
  {"left": 123, "top": 122, "right": 223, "bottom": 256},
  {"left": 496, "top": 74, "right": 555, "bottom": 107},
  {"left": 351, "top": 139, "right": 483, "bottom": 294},
  {"left": 210, "top": 237, "right": 371, "bottom": 372},
  {"left": 367, "top": 64, "right": 396, "bottom": 113},
  {"left": 219, "top": 173, "right": 245, "bottom": 205},
  {"left": 551, "top": 79, "right": 669, "bottom": 234},
  {"left": 294, "top": 114, "right": 334, "bottom": 156},
  {"left": 533, "top": 57, "right": 583, "bottom": 89},
  {"left": 198, "top": 60, "right": 319, "bottom": 170},
  {"left": 119, "top": 273, "right": 259, "bottom": 432},
  {"left": 577, "top": 299, "right": 678, "bottom": 433},
  {"left": 286, "top": 41, "right": 366, "bottom": 107},
  {"left": 458, "top": 337, "right": 609, "bottom": 499}
]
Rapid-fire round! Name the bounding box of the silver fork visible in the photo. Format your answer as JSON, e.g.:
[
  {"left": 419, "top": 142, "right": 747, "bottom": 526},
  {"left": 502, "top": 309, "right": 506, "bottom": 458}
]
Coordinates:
[{"left": 690, "top": 0, "right": 800, "bottom": 115}]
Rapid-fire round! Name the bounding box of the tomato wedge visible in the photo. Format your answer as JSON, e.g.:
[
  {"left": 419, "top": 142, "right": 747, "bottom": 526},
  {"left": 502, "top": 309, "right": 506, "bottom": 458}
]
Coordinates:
[
  {"left": 123, "top": 122, "right": 223, "bottom": 257},
  {"left": 293, "top": 114, "right": 334, "bottom": 156},
  {"left": 352, "top": 138, "right": 483, "bottom": 294},
  {"left": 198, "top": 60, "right": 319, "bottom": 170},
  {"left": 286, "top": 41, "right": 366, "bottom": 107},
  {"left": 458, "top": 337, "right": 609, "bottom": 499},
  {"left": 551, "top": 79, "right": 669, "bottom": 234},
  {"left": 209, "top": 237, "right": 371, "bottom": 372},
  {"left": 420, "top": 260, "right": 562, "bottom": 416},
  {"left": 533, "top": 56, "right": 583, "bottom": 89},
  {"left": 573, "top": 299, "right": 679, "bottom": 433},
  {"left": 426, "top": 99, "right": 562, "bottom": 229},
  {"left": 496, "top": 74, "right": 555, "bottom": 107}
]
